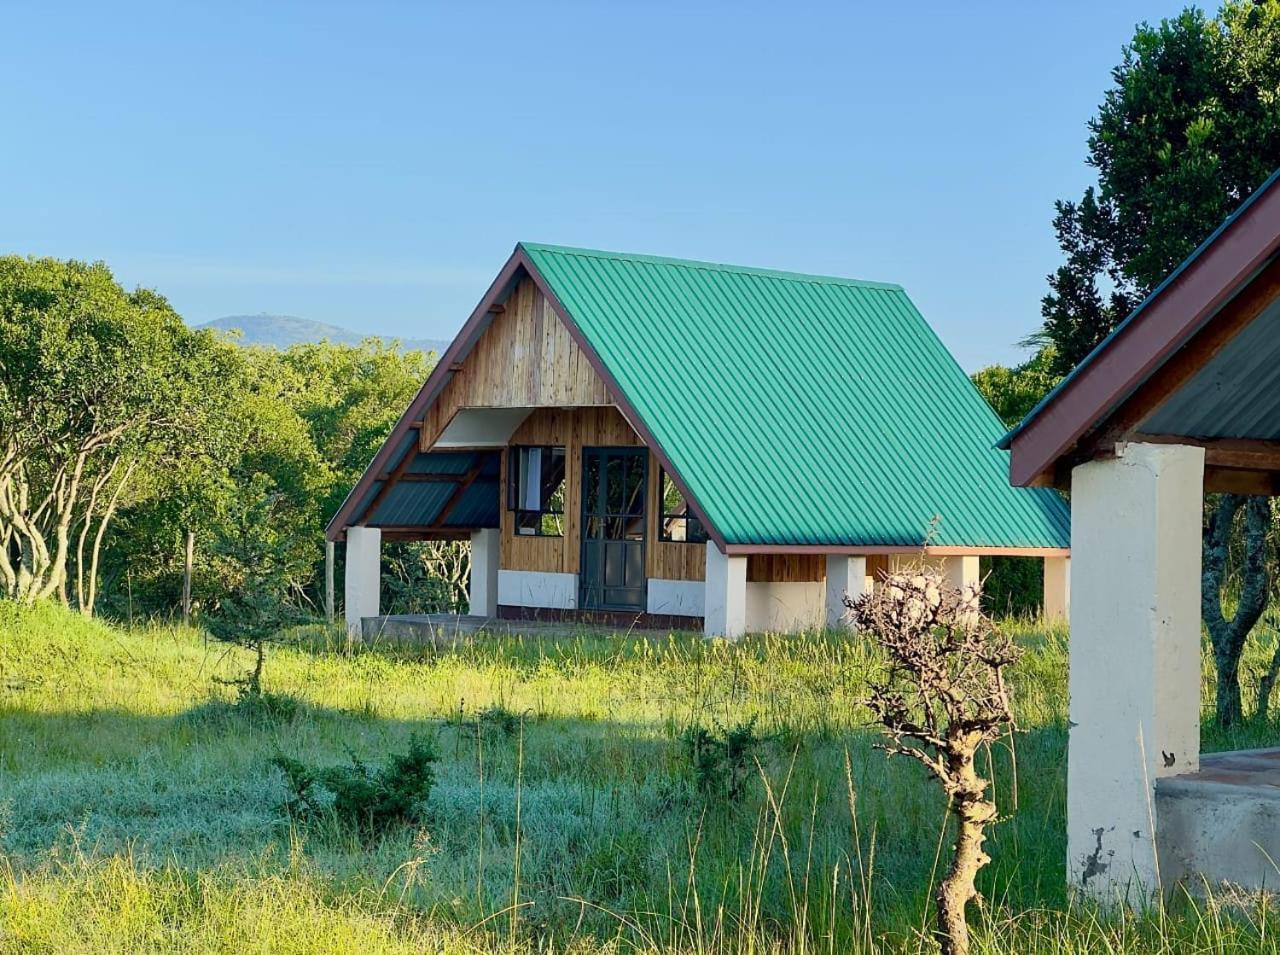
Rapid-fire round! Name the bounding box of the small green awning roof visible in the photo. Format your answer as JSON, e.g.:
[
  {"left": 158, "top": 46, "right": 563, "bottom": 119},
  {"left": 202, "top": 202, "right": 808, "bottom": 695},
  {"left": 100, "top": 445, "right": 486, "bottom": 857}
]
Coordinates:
[{"left": 522, "top": 243, "right": 1069, "bottom": 550}]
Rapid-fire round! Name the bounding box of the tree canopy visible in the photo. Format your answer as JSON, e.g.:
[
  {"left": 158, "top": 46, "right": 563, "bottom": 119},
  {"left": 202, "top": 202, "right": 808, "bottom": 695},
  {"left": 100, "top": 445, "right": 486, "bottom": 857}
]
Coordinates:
[{"left": 1035, "top": 0, "right": 1280, "bottom": 375}]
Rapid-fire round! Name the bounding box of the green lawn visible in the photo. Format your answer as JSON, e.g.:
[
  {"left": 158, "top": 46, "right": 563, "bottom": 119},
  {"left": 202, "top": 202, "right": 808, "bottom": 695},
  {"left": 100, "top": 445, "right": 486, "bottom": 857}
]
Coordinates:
[{"left": 1, "top": 601, "right": 1279, "bottom": 953}]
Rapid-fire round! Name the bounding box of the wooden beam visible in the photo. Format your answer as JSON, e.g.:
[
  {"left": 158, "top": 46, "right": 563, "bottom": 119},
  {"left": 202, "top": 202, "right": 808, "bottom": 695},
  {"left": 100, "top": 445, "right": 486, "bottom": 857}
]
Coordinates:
[
  {"left": 429, "top": 463, "right": 485, "bottom": 529},
  {"left": 374, "top": 472, "right": 463, "bottom": 483},
  {"left": 1204, "top": 467, "right": 1280, "bottom": 496},
  {"left": 1132, "top": 433, "right": 1280, "bottom": 474},
  {"left": 356, "top": 432, "right": 420, "bottom": 525}
]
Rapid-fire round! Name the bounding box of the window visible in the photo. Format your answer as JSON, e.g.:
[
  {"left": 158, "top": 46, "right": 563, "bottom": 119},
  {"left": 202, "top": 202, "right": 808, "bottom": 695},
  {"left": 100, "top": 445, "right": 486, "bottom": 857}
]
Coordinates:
[
  {"left": 508, "top": 446, "right": 566, "bottom": 536},
  {"left": 658, "top": 468, "right": 708, "bottom": 543}
]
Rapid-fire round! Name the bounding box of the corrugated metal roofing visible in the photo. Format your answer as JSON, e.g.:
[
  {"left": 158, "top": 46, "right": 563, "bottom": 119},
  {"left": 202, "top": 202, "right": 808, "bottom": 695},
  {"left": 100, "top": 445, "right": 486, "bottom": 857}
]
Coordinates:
[
  {"left": 362, "top": 449, "right": 500, "bottom": 530},
  {"left": 522, "top": 243, "right": 1069, "bottom": 549},
  {"left": 1142, "top": 296, "right": 1280, "bottom": 440}
]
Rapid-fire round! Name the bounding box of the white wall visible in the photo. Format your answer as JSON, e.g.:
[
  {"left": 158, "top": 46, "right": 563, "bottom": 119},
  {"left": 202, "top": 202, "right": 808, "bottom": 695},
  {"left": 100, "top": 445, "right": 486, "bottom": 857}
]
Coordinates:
[
  {"left": 497, "top": 570, "right": 578, "bottom": 609},
  {"left": 648, "top": 578, "right": 704, "bottom": 617},
  {"left": 745, "top": 580, "right": 824, "bottom": 633}
]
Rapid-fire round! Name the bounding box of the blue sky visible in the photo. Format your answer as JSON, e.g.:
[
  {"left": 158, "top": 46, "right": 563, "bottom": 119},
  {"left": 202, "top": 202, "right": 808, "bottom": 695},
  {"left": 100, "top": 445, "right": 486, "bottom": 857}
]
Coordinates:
[{"left": 4, "top": 1, "right": 1179, "bottom": 369}]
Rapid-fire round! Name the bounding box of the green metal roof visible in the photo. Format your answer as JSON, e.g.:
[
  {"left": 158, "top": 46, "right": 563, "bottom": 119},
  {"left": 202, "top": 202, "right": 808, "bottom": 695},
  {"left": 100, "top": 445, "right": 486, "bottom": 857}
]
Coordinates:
[{"left": 521, "top": 242, "right": 1069, "bottom": 549}]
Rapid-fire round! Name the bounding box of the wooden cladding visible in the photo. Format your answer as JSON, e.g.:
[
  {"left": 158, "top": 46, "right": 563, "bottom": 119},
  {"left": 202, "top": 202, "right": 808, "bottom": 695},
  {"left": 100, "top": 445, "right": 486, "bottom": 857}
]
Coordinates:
[
  {"left": 423, "top": 277, "right": 613, "bottom": 448},
  {"left": 499, "top": 407, "right": 643, "bottom": 575},
  {"left": 747, "top": 554, "right": 825, "bottom": 583},
  {"left": 496, "top": 406, "right": 709, "bottom": 582}
]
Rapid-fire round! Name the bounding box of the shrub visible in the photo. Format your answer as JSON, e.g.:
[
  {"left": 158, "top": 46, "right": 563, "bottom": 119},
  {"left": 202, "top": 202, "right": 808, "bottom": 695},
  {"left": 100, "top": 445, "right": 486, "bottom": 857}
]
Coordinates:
[
  {"left": 272, "top": 734, "right": 438, "bottom": 837},
  {"left": 680, "top": 719, "right": 763, "bottom": 802}
]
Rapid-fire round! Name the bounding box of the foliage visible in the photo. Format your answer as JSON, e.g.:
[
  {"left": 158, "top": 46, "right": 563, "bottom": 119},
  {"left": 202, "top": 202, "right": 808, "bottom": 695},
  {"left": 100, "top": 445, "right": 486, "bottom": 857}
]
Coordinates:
[
  {"left": 1033, "top": 1, "right": 1280, "bottom": 374},
  {"left": 0, "top": 257, "right": 240, "bottom": 608},
  {"left": 272, "top": 735, "right": 438, "bottom": 837},
  {"left": 1203, "top": 494, "right": 1273, "bottom": 726},
  {"left": 979, "top": 556, "right": 1044, "bottom": 618},
  {"left": 970, "top": 347, "right": 1060, "bottom": 429},
  {"left": 848, "top": 570, "right": 1021, "bottom": 955},
  {"left": 680, "top": 718, "right": 764, "bottom": 802}
]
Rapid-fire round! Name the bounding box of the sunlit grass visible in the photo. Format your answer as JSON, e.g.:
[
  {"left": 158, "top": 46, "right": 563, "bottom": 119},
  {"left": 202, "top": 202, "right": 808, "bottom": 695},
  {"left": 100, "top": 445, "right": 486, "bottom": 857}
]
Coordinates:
[{"left": 1, "top": 601, "right": 1279, "bottom": 952}]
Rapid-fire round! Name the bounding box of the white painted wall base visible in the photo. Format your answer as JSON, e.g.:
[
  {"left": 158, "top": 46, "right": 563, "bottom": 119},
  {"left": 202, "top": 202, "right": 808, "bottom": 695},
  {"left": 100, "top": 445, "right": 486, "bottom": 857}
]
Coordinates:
[
  {"left": 704, "top": 542, "right": 747, "bottom": 638},
  {"left": 344, "top": 526, "right": 381, "bottom": 634},
  {"left": 1067, "top": 442, "right": 1204, "bottom": 903},
  {"left": 497, "top": 570, "right": 578, "bottom": 609},
  {"left": 647, "top": 578, "right": 704, "bottom": 617},
  {"left": 825, "top": 555, "right": 868, "bottom": 629},
  {"left": 746, "top": 580, "right": 824, "bottom": 632},
  {"left": 942, "top": 554, "right": 980, "bottom": 590},
  {"left": 1044, "top": 555, "right": 1070, "bottom": 623},
  {"left": 469, "top": 529, "right": 500, "bottom": 617}
]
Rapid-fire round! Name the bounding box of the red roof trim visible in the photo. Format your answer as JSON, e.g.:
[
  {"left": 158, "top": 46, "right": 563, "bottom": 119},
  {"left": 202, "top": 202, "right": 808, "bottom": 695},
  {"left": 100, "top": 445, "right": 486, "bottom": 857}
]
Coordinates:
[{"left": 1009, "top": 177, "right": 1280, "bottom": 487}]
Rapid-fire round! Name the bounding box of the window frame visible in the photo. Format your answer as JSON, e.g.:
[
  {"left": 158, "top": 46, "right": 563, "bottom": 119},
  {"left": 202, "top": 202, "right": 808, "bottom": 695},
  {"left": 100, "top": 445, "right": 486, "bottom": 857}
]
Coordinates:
[
  {"left": 507, "top": 445, "right": 567, "bottom": 538},
  {"left": 657, "top": 467, "right": 708, "bottom": 544}
]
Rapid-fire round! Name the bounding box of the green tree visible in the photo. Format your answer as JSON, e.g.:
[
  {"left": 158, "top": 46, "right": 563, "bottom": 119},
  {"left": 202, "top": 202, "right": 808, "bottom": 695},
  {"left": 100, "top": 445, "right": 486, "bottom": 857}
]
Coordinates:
[
  {"left": 1036, "top": 1, "right": 1280, "bottom": 374},
  {"left": 971, "top": 348, "right": 1060, "bottom": 429},
  {"left": 1034, "top": 0, "right": 1280, "bottom": 727},
  {"left": 0, "top": 257, "right": 239, "bottom": 609}
]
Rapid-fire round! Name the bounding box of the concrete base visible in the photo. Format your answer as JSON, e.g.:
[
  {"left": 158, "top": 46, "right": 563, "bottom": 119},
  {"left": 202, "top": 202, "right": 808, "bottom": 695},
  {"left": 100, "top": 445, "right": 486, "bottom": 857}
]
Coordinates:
[
  {"left": 704, "top": 542, "right": 747, "bottom": 638},
  {"left": 344, "top": 527, "right": 381, "bottom": 635},
  {"left": 1157, "top": 748, "right": 1280, "bottom": 892},
  {"left": 496, "top": 569, "right": 578, "bottom": 609},
  {"left": 1067, "top": 442, "right": 1204, "bottom": 903},
  {"left": 745, "top": 580, "right": 823, "bottom": 632},
  {"left": 648, "top": 578, "right": 705, "bottom": 617},
  {"left": 825, "top": 554, "right": 867, "bottom": 629},
  {"left": 1044, "top": 555, "right": 1070, "bottom": 622},
  {"left": 469, "top": 529, "right": 500, "bottom": 618}
]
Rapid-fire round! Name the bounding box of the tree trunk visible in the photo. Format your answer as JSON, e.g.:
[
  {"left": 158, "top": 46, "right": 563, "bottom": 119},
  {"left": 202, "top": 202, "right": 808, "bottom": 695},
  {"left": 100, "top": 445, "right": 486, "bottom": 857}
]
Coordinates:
[
  {"left": 1202, "top": 494, "right": 1271, "bottom": 727},
  {"left": 935, "top": 756, "right": 997, "bottom": 955},
  {"left": 183, "top": 529, "right": 195, "bottom": 625}
]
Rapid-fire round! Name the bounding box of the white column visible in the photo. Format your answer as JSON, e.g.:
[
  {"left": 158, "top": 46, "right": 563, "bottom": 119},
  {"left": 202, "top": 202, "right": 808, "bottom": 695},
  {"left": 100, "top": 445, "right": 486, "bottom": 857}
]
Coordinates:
[
  {"left": 344, "top": 526, "right": 381, "bottom": 635},
  {"left": 941, "top": 554, "right": 980, "bottom": 590},
  {"left": 469, "top": 528, "right": 500, "bottom": 618},
  {"left": 825, "top": 555, "right": 868, "bottom": 629},
  {"left": 1067, "top": 442, "right": 1203, "bottom": 903},
  {"left": 1044, "top": 555, "right": 1071, "bottom": 623},
  {"left": 704, "top": 541, "right": 747, "bottom": 639}
]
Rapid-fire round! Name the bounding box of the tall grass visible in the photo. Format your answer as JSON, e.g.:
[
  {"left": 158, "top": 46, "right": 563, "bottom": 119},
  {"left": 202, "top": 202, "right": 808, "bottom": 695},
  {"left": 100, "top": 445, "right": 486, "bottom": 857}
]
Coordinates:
[{"left": 1, "top": 601, "right": 1278, "bottom": 953}]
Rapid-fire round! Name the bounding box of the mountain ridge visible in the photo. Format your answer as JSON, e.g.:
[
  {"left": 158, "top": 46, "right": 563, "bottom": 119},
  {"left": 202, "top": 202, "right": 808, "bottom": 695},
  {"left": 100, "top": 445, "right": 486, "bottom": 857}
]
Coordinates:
[{"left": 196, "top": 314, "right": 450, "bottom": 354}]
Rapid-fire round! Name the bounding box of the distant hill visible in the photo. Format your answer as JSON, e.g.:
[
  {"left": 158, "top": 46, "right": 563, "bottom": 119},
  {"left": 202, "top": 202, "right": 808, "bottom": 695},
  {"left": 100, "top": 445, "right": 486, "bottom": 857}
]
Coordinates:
[{"left": 197, "top": 314, "right": 450, "bottom": 354}]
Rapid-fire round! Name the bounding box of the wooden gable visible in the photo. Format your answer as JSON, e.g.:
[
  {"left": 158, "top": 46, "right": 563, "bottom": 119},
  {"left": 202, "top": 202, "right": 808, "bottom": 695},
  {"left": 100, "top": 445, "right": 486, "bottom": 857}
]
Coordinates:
[{"left": 422, "top": 276, "right": 614, "bottom": 448}]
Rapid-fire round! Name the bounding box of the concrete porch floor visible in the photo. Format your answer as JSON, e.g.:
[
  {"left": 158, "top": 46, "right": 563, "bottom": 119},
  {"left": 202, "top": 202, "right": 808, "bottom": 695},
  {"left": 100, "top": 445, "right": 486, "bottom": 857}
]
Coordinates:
[
  {"left": 1155, "top": 747, "right": 1280, "bottom": 892},
  {"left": 358, "top": 613, "right": 685, "bottom": 644}
]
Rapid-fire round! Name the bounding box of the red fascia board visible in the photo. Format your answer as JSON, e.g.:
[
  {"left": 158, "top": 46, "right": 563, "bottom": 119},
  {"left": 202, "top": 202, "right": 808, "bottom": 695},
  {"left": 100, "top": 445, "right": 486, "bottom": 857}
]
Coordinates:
[
  {"left": 324, "top": 250, "right": 525, "bottom": 540},
  {"left": 1009, "top": 182, "right": 1280, "bottom": 487}
]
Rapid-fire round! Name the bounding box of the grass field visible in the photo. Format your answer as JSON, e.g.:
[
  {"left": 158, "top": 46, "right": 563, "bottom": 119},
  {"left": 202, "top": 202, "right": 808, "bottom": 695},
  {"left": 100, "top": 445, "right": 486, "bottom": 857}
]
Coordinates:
[{"left": 3, "top": 601, "right": 1280, "bottom": 953}]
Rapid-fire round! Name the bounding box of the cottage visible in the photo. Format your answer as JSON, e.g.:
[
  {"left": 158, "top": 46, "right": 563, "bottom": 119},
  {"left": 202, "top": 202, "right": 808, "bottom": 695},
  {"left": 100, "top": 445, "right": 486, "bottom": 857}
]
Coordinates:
[
  {"left": 1003, "top": 168, "right": 1280, "bottom": 898},
  {"left": 327, "top": 244, "right": 1070, "bottom": 636}
]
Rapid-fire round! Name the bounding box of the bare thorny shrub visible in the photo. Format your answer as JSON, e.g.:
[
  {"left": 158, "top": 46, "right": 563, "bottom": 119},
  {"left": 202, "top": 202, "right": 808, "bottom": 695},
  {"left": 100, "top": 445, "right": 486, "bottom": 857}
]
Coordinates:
[{"left": 846, "top": 568, "right": 1020, "bottom": 955}]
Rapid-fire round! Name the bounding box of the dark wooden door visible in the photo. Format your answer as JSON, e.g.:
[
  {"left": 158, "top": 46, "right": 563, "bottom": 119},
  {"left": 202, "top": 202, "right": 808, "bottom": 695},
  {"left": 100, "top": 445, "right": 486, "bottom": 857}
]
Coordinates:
[{"left": 579, "top": 447, "right": 647, "bottom": 611}]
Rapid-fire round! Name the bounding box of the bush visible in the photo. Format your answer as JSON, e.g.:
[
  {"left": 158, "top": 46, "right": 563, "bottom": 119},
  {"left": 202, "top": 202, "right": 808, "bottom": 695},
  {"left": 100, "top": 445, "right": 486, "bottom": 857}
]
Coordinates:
[
  {"left": 273, "top": 734, "right": 438, "bottom": 837},
  {"left": 680, "top": 719, "right": 763, "bottom": 802}
]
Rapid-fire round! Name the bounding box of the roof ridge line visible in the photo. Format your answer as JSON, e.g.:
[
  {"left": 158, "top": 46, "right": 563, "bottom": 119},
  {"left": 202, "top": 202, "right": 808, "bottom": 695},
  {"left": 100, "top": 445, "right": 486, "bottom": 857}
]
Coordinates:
[{"left": 518, "top": 241, "right": 905, "bottom": 292}]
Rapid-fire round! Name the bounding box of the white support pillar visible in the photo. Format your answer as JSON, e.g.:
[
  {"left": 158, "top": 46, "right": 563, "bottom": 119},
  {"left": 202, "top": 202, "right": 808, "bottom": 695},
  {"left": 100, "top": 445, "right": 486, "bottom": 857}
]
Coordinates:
[
  {"left": 941, "top": 554, "right": 980, "bottom": 591},
  {"left": 1067, "top": 442, "right": 1203, "bottom": 903},
  {"left": 1044, "top": 555, "right": 1071, "bottom": 623},
  {"left": 825, "top": 555, "right": 868, "bottom": 629},
  {"left": 344, "top": 526, "right": 382, "bottom": 635},
  {"left": 704, "top": 541, "right": 747, "bottom": 639},
  {"left": 469, "top": 528, "right": 500, "bottom": 619}
]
